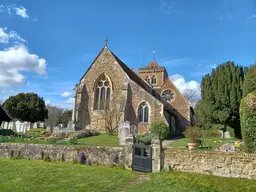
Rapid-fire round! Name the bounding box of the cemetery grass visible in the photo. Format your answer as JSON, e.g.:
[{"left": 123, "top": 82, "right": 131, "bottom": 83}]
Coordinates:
[
  {"left": 169, "top": 137, "right": 237, "bottom": 151},
  {"left": 1, "top": 159, "right": 256, "bottom": 192},
  {"left": 127, "top": 172, "right": 256, "bottom": 192},
  {"left": 0, "top": 158, "right": 137, "bottom": 192},
  {"left": 0, "top": 133, "right": 119, "bottom": 147}
]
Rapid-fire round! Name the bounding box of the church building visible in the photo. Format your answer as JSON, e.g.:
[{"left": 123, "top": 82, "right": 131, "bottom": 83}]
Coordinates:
[{"left": 73, "top": 42, "right": 193, "bottom": 136}]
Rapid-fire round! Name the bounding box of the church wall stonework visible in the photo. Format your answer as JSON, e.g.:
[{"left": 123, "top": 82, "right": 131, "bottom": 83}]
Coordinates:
[
  {"left": 127, "top": 81, "right": 165, "bottom": 133},
  {"left": 161, "top": 78, "right": 190, "bottom": 129},
  {"left": 75, "top": 47, "right": 127, "bottom": 130}
]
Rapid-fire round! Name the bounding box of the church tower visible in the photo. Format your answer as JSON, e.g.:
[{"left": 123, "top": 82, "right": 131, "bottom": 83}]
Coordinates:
[{"left": 138, "top": 60, "right": 168, "bottom": 94}]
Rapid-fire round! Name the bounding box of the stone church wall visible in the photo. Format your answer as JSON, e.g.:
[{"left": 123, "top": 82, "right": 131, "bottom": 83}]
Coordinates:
[
  {"left": 126, "top": 81, "right": 165, "bottom": 133},
  {"left": 75, "top": 48, "right": 127, "bottom": 130}
]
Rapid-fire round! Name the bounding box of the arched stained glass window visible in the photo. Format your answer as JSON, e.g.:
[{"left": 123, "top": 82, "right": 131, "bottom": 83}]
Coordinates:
[
  {"left": 93, "top": 74, "right": 111, "bottom": 110},
  {"left": 138, "top": 102, "right": 149, "bottom": 123}
]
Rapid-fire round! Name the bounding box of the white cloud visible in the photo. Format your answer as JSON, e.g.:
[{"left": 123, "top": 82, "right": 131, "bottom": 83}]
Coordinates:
[
  {"left": 0, "top": 5, "right": 4, "bottom": 12},
  {"left": 0, "top": 28, "right": 9, "bottom": 43},
  {"left": 61, "top": 92, "right": 72, "bottom": 97},
  {"left": 45, "top": 100, "right": 50, "bottom": 105},
  {"left": 1, "top": 5, "right": 30, "bottom": 19},
  {"left": 0, "top": 28, "right": 26, "bottom": 44},
  {"left": 170, "top": 74, "right": 201, "bottom": 99},
  {"left": 14, "top": 6, "right": 29, "bottom": 18},
  {"left": 65, "top": 97, "right": 75, "bottom": 104},
  {"left": 0, "top": 44, "right": 47, "bottom": 88}
]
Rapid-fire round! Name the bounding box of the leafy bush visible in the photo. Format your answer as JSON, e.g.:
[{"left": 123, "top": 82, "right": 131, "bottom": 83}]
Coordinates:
[
  {"left": 69, "top": 130, "right": 100, "bottom": 139},
  {"left": 202, "top": 128, "right": 220, "bottom": 137},
  {"left": 150, "top": 121, "right": 169, "bottom": 140},
  {"left": 0, "top": 129, "right": 16, "bottom": 136},
  {"left": 135, "top": 134, "right": 153, "bottom": 145},
  {"left": 184, "top": 126, "right": 203, "bottom": 143},
  {"left": 240, "top": 91, "right": 256, "bottom": 153}
]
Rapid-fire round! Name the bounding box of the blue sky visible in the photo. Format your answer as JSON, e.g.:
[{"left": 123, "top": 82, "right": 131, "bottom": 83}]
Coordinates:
[{"left": 0, "top": 0, "right": 255, "bottom": 108}]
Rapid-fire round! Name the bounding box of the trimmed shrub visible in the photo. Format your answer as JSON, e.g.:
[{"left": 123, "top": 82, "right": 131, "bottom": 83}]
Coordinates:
[
  {"left": 150, "top": 121, "right": 169, "bottom": 140},
  {"left": 0, "top": 129, "right": 16, "bottom": 136},
  {"left": 69, "top": 130, "right": 100, "bottom": 139},
  {"left": 240, "top": 91, "right": 256, "bottom": 153}
]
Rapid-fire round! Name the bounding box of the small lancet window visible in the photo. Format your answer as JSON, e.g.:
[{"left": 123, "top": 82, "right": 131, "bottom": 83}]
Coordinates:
[
  {"left": 93, "top": 74, "right": 111, "bottom": 110},
  {"left": 151, "top": 75, "right": 157, "bottom": 85},
  {"left": 145, "top": 76, "right": 150, "bottom": 84},
  {"left": 138, "top": 102, "right": 149, "bottom": 123}
]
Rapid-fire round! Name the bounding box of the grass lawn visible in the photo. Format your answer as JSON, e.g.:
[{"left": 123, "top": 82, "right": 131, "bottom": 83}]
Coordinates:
[
  {"left": 0, "top": 133, "right": 119, "bottom": 147},
  {"left": 128, "top": 172, "right": 256, "bottom": 192},
  {"left": 1, "top": 159, "right": 256, "bottom": 192},
  {"left": 169, "top": 137, "right": 237, "bottom": 151},
  {"left": 77, "top": 133, "right": 119, "bottom": 147}
]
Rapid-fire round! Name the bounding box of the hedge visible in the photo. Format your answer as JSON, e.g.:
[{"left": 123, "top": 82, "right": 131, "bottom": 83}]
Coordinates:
[{"left": 240, "top": 91, "right": 256, "bottom": 153}]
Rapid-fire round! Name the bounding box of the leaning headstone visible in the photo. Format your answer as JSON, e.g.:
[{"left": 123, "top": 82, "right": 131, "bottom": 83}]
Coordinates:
[
  {"left": 224, "top": 131, "right": 231, "bottom": 138},
  {"left": 218, "top": 130, "right": 224, "bottom": 138},
  {"left": 46, "top": 126, "right": 52, "bottom": 133},
  {"left": 33, "top": 122, "right": 38, "bottom": 129}
]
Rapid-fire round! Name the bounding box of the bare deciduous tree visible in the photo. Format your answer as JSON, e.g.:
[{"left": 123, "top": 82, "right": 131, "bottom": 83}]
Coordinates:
[
  {"left": 99, "top": 95, "right": 125, "bottom": 135},
  {"left": 182, "top": 88, "right": 197, "bottom": 102}
]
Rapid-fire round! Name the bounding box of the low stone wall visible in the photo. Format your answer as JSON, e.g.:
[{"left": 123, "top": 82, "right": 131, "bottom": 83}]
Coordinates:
[
  {"left": 0, "top": 143, "right": 124, "bottom": 166},
  {"left": 163, "top": 149, "right": 256, "bottom": 179}
]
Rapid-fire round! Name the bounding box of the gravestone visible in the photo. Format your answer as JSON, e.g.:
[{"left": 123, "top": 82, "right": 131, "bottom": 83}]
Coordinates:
[
  {"left": 224, "top": 131, "right": 231, "bottom": 138},
  {"left": 67, "top": 121, "right": 75, "bottom": 130},
  {"left": 25, "top": 122, "right": 32, "bottom": 132},
  {"left": 118, "top": 121, "right": 131, "bottom": 146},
  {"left": 46, "top": 126, "right": 52, "bottom": 133},
  {"left": 0, "top": 121, "right": 5, "bottom": 128},
  {"left": 4, "top": 122, "right": 9, "bottom": 129},
  {"left": 8, "top": 121, "right": 16, "bottom": 132},
  {"left": 15, "top": 121, "right": 22, "bottom": 132},
  {"left": 39, "top": 122, "right": 45, "bottom": 128},
  {"left": 33, "top": 122, "right": 38, "bottom": 129},
  {"left": 218, "top": 130, "right": 224, "bottom": 138},
  {"left": 130, "top": 125, "right": 138, "bottom": 135},
  {"left": 146, "top": 125, "right": 151, "bottom": 134}
]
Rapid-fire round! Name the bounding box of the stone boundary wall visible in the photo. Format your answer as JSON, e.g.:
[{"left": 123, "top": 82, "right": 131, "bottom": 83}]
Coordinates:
[
  {"left": 163, "top": 149, "right": 256, "bottom": 179},
  {"left": 0, "top": 143, "right": 124, "bottom": 166}
]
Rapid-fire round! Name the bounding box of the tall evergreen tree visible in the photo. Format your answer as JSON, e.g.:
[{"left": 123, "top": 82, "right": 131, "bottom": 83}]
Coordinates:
[
  {"left": 243, "top": 64, "right": 256, "bottom": 97},
  {"left": 198, "top": 61, "right": 245, "bottom": 138}
]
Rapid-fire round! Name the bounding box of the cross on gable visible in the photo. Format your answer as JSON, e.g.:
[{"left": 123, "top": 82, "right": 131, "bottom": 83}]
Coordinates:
[{"left": 104, "top": 38, "right": 108, "bottom": 47}]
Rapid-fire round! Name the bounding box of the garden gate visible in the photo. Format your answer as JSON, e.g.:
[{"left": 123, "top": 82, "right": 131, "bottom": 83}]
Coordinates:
[{"left": 132, "top": 143, "right": 152, "bottom": 172}]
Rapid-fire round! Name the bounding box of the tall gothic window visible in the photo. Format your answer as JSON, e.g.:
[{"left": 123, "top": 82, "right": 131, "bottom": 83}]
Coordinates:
[
  {"left": 94, "top": 74, "right": 111, "bottom": 110},
  {"left": 138, "top": 102, "right": 149, "bottom": 122},
  {"left": 151, "top": 75, "right": 157, "bottom": 84},
  {"left": 145, "top": 76, "right": 150, "bottom": 84}
]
